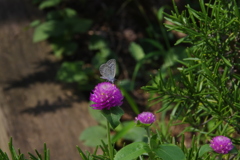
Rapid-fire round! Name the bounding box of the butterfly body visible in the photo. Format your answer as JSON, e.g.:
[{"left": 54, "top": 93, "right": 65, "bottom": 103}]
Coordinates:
[{"left": 99, "top": 59, "right": 116, "bottom": 83}]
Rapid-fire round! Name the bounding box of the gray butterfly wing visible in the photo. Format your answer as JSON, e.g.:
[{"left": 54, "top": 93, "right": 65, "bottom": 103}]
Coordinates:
[
  {"left": 99, "top": 59, "right": 116, "bottom": 83},
  {"left": 99, "top": 64, "right": 110, "bottom": 78},
  {"left": 106, "top": 59, "right": 116, "bottom": 78}
]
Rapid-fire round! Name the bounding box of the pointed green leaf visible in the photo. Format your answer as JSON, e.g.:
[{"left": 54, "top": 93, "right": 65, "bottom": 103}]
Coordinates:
[
  {"left": 101, "top": 107, "right": 124, "bottom": 129},
  {"left": 154, "top": 144, "right": 186, "bottom": 160},
  {"left": 114, "top": 142, "right": 150, "bottom": 160},
  {"left": 111, "top": 121, "right": 135, "bottom": 143},
  {"left": 198, "top": 144, "right": 212, "bottom": 157},
  {"left": 39, "top": 0, "right": 62, "bottom": 10},
  {"left": 79, "top": 126, "right": 107, "bottom": 147},
  {"left": 33, "top": 21, "right": 64, "bottom": 42},
  {"left": 128, "top": 42, "right": 145, "bottom": 61}
]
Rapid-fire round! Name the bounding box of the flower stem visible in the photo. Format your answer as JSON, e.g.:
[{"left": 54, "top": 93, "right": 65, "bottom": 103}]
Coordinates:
[
  {"left": 107, "top": 121, "right": 113, "bottom": 160},
  {"left": 218, "top": 155, "right": 223, "bottom": 160},
  {"left": 145, "top": 127, "right": 155, "bottom": 159},
  {"left": 146, "top": 127, "right": 151, "bottom": 147}
]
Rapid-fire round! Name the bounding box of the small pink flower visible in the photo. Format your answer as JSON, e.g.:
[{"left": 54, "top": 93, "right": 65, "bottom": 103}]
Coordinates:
[
  {"left": 90, "top": 82, "right": 123, "bottom": 110},
  {"left": 135, "top": 112, "right": 156, "bottom": 124},
  {"left": 210, "top": 136, "right": 233, "bottom": 154}
]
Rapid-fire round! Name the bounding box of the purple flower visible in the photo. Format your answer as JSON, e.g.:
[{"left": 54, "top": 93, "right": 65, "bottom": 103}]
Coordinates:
[
  {"left": 210, "top": 136, "right": 233, "bottom": 154},
  {"left": 90, "top": 82, "right": 123, "bottom": 110},
  {"left": 135, "top": 112, "right": 156, "bottom": 124}
]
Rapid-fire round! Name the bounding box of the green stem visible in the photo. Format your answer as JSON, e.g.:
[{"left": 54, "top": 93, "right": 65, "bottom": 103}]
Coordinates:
[
  {"left": 159, "top": 24, "right": 171, "bottom": 50},
  {"left": 218, "top": 154, "right": 222, "bottom": 160},
  {"left": 145, "top": 127, "right": 155, "bottom": 159},
  {"left": 146, "top": 127, "right": 151, "bottom": 148},
  {"left": 107, "top": 122, "right": 113, "bottom": 160}
]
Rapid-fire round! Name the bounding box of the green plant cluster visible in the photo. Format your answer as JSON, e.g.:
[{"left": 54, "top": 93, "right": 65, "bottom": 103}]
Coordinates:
[
  {"left": 31, "top": 0, "right": 92, "bottom": 57},
  {"left": 30, "top": 0, "right": 187, "bottom": 93},
  {"left": 79, "top": 0, "right": 240, "bottom": 159},
  {"left": 0, "top": 138, "right": 49, "bottom": 160},
  {"left": 2, "top": 0, "right": 240, "bottom": 160},
  {"left": 144, "top": 0, "right": 240, "bottom": 145}
]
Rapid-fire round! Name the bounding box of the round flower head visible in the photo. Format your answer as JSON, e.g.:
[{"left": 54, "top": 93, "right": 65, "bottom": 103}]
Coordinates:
[
  {"left": 135, "top": 112, "right": 156, "bottom": 124},
  {"left": 210, "top": 136, "right": 233, "bottom": 154},
  {"left": 90, "top": 82, "right": 123, "bottom": 110}
]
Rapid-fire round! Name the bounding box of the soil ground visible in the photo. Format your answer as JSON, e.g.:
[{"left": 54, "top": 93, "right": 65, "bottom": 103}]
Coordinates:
[{"left": 0, "top": 0, "right": 96, "bottom": 159}]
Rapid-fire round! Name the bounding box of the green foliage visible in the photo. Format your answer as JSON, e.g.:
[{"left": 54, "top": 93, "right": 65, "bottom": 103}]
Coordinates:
[
  {"left": 33, "top": 20, "right": 62, "bottom": 42},
  {"left": 114, "top": 142, "right": 150, "bottom": 160},
  {"left": 80, "top": 108, "right": 145, "bottom": 147},
  {"left": 114, "top": 135, "right": 186, "bottom": 160},
  {"left": 112, "top": 121, "right": 146, "bottom": 143},
  {"left": 128, "top": 42, "right": 145, "bottom": 61},
  {"left": 32, "top": 6, "right": 92, "bottom": 56},
  {"left": 143, "top": 0, "right": 240, "bottom": 144},
  {"left": 31, "top": 0, "right": 184, "bottom": 91},
  {"left": 77, "top": 140, "right": 114, "bottom": 160},
  {"left": 118, "top": 83, "right": 140, "bottom": 114},
  {"left": 18, "top": 0, "right": 240, "bottom": 159},
  {"left": 89, "top": 35, "right": 115, "bottom": 67},
  {"left": 101, "top": 107, "right": 124, "bottom": 129},
  {"left": 56, "top": 61, "right": 96, "bottom": 90},
  {"left": 0, "top": 138, "right": 50, "bottom": 160},
  {"left": 153, "top": 144, "right": 185, "bottom": 160},
  {"left": 198, "top": 144, "right": 213, "bottom": 157},
  {"left": 39, "top": 0, "right": 61, "bottom": 9},
  {"left": 30, "top": 0, "right": 186, "bottom": 119},
  {"left": 80, "top": 126, "right": 107, "bottom": 147}
]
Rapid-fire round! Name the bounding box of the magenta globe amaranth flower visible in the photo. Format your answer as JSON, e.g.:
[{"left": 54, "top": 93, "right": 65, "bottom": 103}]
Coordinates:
[
  {"left": 135, "top": 112, "right": 156, "bottom": 124},
  {"left": 90, "top": 82, "right": 123, "bottom": 110},
  {"left": 210, "top": 136, "right": 233, "bottom": 154}
]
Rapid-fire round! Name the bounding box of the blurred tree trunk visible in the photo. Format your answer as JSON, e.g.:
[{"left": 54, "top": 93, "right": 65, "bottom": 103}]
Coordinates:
[{"left": 0, "top": 0, "right": 95, "bottom": 159}]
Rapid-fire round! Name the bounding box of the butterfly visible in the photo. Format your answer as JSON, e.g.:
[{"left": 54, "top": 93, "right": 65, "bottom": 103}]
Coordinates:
[{"left": 99, "top": 59, "right": 116, "bottom": 83}]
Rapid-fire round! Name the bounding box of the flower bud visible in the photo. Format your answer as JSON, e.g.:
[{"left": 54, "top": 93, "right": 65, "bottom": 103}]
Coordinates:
[
  {"left": 210, "top": 136, "right": 233, "bottom": 154},
  {"left": 135, "top": 112, "right": 156, "bottom": 125}
]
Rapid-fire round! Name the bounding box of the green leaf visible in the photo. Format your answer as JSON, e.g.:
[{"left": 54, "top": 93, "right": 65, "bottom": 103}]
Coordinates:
[
  {"left": 30, "top": 20, "right": 41, "bottom": 27},
  {"left": 229, "top": 146, "right": 238, "bottom": 154},
  {"left": 47, "top": 8, "right": 78, "bottom": 20},
  {"left": 174, "top": 36, "right": 188, "bottom": 45},
  {"left": 101, "top": 107, "right": 124, "bottom": 129},
  {"left": 56, "top": 61, "right": 89, "bottom": 83},
  {"left": 198, "top": 144, "right": 212, "bottom": 157},
  {"left": 64, "top": 8, "right": 77, "bottom": 17},
  {"left": 8, "top": 138, "right": 18, "bottom": 160},
  {"left": 114, "top": 142, "right": 150, "bottom": 160},
  {"left": 154, "top": 144, "right": 186, "bottom": 160},
  {"left": 112, "top": 121, "right": 136, "bottom": 143},
  {"left": 51, "top": 41, "right": 78, "bottom": 57},
  {"left": 33, "top": 21, "right": 64, "bottom": 42},
  {"left": 39, "top": 0, "right": 62, "bottom": 10},
  {"left": 88, "top": 106, "right": 106, "bottom": 126},
  {"left": 79, "top": 126, "right": 107, "bottom": 147},
  {"left": 123, "top": 126, "right": 146, "bottom": 142},
  {"left": 158, "top": 6, "right": 166, "bottom": 21},
  {"left": 220, "top": 55, "right": 232, "bottom": 67},
  {"left": 128, "top": 42, "right": 145, "bottom": 61},
  {"left": 76, "top": 146, "right": 88, "bottom": 160},
  {"left": 0, "top": 149, "right": 9, "bottom": 160},
  {"left": 89, "top": 35, "right": 108, "bottom": 50},
  {"left": 161, "top": 48, "right": 178, "bottom": 70}
]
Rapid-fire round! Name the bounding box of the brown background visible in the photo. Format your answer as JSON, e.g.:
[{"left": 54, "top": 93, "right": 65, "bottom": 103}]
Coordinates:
[{"left": 0, "top": 0, "right": 96, "bottom": 159}]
